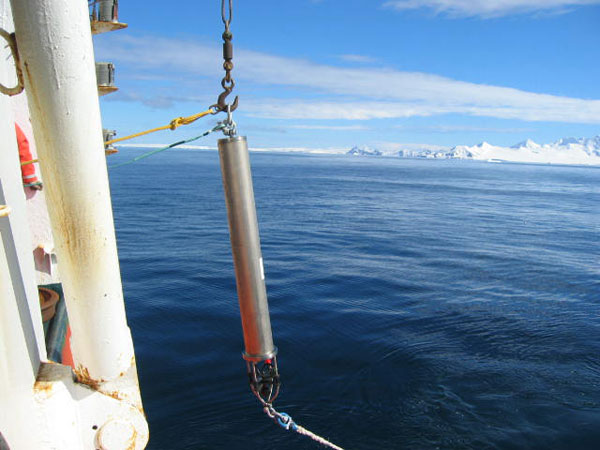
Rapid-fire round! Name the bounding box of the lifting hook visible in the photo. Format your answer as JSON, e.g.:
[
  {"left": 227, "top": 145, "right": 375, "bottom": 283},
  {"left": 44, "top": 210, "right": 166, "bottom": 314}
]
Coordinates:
[
  {"left": 212, "top": 87, "right": 238, "bottom": 114},
  {"left": 212, "top": 0, "right": 238, "bottom": 115}
]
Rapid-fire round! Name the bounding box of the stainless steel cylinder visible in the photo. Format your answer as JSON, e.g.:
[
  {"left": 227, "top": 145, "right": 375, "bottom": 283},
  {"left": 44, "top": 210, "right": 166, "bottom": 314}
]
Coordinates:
[
  {"left": 218, "top": 136, "right": 277, "bottom": 362},
  {"left": 95, "top": 62, "right": 115, "bottom": 87},
  {"left": 98, "top": 0, "right": 117, "bottom": 22}
]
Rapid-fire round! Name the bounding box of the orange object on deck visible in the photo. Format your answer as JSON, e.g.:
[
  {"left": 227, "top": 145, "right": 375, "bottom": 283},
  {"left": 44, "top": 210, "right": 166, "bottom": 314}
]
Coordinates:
[
  {"left": 15, "top": 123, "right": 40, "bottom": 186},
  {"left": 62, "top": 326, "right": 74, "bottom": 369}
]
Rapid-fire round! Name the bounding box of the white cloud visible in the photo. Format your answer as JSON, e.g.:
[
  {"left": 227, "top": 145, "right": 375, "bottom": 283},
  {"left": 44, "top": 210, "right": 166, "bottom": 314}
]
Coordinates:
[
  {"left": 338, "top": 54, "right": 378, "bottom": 63},
  {"left": 382, "top": 0, "right": 600, "bottom": 18},
  {"left": 244, "top": 98, "right": 600, "bottom": 123},
  {"left": 394, "top": 124, "right": 535, "bottom": 133},
  {"left": 249, "top": 146, "right": 348, "bottom": 155},
  {"left": 96, "top": 35, "right": 600, "bottom": 124},
  {"left": 289, "top": 124, "right": 369, "bottom": 130}
]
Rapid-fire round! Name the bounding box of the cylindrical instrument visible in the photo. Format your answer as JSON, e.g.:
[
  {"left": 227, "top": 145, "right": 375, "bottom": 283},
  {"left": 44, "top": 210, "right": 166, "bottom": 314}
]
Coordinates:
[
  {"left": 98, "top": 0, "right": 118, "bottom": 22},
  {"left": 218, "top": 136, "right": 277, "bottom": 362},
  {"left": 95, "top": 62, "right": 115, "bottom": 87}
]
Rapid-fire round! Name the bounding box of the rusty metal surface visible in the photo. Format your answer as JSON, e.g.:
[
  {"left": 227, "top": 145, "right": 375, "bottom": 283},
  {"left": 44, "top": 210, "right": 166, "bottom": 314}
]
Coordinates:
[
  {"left": 90, "top": 20, "right": 127, "bottom": 35},
  {"left": 34, "top": 362, "right": 71, "bottom": 398},
  {"left": 33, "top": 362, "right": 148, "bottom": 448},
  {"left": 74, "top": 356, "right": 145, "bottom": 415},
  {"left": 98, "top": 85, "right": 118, "bottom": 96}
]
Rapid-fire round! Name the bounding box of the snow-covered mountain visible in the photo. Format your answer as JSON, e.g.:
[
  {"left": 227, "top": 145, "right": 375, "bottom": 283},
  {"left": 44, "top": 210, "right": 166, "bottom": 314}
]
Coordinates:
[
  {"left": 510, "top": 139, "right": 539, "bottom": 150},
  {"left": 449, "top": 136, "right": 600, "bottom": 165},
  {"left": 347, "top": 145, "right": 383, "bottom": 156},
  {"left": 347, "top": 136, "right": 600, "bottom": 165}
]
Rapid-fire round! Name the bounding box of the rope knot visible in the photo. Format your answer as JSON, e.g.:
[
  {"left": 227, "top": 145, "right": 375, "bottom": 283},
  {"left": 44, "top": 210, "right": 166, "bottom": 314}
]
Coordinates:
[
  {"left": 276, "top": 412, "right": 296, "bottom": 431},
  {"left": 169, "top": 117, "right": 184, "bottom": 130}
]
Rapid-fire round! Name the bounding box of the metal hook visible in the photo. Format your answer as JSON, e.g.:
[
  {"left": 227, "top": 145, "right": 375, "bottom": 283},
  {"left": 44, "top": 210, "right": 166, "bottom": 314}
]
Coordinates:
[{"left": 211, "top": 89, "right": 238, "bottom": 114}]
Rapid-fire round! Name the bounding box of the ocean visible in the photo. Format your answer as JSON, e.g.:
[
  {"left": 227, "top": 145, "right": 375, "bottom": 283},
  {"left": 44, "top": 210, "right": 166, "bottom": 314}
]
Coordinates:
[{"left": 109, "top": 149, "right": 600, "bottom": 449}]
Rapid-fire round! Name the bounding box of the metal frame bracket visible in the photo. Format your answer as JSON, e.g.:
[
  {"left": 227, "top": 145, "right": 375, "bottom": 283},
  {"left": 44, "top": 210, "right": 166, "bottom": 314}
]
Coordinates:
[{"left": 0, "top": 28, "right": 25, "bottom": 96}]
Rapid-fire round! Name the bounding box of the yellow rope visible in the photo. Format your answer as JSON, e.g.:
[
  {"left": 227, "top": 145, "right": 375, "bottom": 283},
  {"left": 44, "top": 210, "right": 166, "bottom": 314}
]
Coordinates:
[
  {"left": 17, "top": 109, "right": 215, "bottom": 165},
  {"left": 104, "top": 108, "right": 215, "bottom": 145},
  {"left": 0, "top": 204, "right": 11, "bottom": 218}
]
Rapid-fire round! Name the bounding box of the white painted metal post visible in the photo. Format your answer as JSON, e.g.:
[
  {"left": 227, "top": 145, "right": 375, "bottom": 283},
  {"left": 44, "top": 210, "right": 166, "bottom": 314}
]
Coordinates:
[
  {"left": 10, "top": 0, "right": 141, "bottom": 404},
  {"left": 0, "top": 0, "right": 47, "bottom": 369},
  {"left": 0, "top": 8, "right": 45, "bottom": 444}
]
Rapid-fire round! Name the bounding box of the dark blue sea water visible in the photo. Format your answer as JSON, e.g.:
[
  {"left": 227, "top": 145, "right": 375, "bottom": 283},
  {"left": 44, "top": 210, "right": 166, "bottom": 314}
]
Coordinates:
[{"left": 109, "top": 150, "right": 600, "bottom": 450}]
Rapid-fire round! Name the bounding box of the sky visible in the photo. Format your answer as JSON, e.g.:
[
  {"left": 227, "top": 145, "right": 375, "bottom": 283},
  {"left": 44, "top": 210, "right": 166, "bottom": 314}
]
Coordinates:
[{"left": 94, "top": 0, "right": 600, "bottom": 151}]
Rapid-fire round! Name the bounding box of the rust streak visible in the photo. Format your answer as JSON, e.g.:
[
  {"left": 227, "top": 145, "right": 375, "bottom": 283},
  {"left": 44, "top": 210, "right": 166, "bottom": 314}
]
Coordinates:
[
  {"left": 126, "top": 428, "right": 138, "bottom": 450},
  {"left": 107, "top": 390, "right": 123, "bottom": 401},
  {"left": 33, "top": 380, "right": 54, "bottom": 396},
  {"left": 34, "top": 362, "right": 64, "bottom": 397},
  {"left": 74, "top": 364, "right": 103, "bottom": 390}
]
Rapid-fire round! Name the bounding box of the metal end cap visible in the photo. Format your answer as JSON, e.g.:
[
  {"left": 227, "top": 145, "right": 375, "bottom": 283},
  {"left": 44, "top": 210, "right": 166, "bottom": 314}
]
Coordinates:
[
  {"left": 242, "top": 347, "right": 278, "bottom": 362},
  {"left": 218, "top": 135, "right": 246, "bottom": 145}
]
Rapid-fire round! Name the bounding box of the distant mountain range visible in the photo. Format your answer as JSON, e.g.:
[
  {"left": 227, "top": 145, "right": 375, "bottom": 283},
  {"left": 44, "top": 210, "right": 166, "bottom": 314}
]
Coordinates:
[
  {"left": 348, "top": 136, "right": 600, "bottom": 165},
  {"left": 347, "top": 145, "right": 382, "bottom": 156}
]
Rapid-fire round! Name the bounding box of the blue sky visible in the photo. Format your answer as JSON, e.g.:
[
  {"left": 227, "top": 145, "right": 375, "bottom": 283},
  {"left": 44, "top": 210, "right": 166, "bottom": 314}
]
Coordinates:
[{"left": 94, "top": 0, "right": 600, "bottom": 151}]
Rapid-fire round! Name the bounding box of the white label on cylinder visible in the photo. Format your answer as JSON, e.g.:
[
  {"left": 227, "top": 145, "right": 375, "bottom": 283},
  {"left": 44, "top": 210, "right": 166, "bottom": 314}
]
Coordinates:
[{"left": 259, "top": 257, "right": 265, "bottom": 280}]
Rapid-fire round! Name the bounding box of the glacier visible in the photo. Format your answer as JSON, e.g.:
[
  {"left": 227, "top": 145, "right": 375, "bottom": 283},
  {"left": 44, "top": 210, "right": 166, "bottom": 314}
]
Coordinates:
[{"left": 347, "top": 136, "right": 600, "bottom": 166}]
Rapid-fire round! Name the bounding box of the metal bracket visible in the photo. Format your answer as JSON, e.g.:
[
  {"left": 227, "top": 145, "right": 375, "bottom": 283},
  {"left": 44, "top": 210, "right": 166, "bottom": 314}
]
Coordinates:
[
  {"left": 247, "top": 357, "right": 281, "bottom": 406},
  {"left": 0, "top": 28, "right": 25, "bottom": 96}
]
